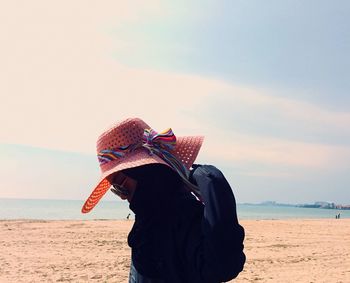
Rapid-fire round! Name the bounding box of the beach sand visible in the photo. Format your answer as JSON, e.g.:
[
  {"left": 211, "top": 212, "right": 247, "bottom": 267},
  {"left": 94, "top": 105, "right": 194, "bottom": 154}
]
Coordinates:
[{"left": 1, "top": 219, "right": 349, "bottom": 282}]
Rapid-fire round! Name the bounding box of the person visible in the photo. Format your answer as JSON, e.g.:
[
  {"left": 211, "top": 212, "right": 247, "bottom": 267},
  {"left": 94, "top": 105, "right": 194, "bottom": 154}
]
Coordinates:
[{"left": 82, "top": 118, "right": 246, "bottom": 282}]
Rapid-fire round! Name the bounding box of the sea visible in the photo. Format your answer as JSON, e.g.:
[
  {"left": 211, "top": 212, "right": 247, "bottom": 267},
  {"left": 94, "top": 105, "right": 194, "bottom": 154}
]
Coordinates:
[{"left": 1, "top": 198, "right": 349, "bottom": 220}]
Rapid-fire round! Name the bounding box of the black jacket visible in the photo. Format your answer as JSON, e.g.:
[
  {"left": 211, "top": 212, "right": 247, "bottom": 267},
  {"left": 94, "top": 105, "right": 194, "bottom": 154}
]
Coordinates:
[{"left": 128, "top": 165, "right": 245, "bottom": 282}]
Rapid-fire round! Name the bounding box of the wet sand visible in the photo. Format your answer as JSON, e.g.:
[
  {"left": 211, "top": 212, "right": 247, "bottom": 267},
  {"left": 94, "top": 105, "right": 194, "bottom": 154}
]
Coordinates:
[{"left": 1, "top": 219, "right": 349, "bottom": 282}]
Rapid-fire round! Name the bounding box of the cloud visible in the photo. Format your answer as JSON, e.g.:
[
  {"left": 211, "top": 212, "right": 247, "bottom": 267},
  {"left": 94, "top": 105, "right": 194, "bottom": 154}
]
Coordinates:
[
  {"left": 192, "top": 86, "right": 350, "bottom": 173},
  {"left": 196, "top": 86, "right": 350, "bottom": 140},
  {"left": 1, "top": 0, "right": 349, "bottom": 176},
  {"left": 1, "top": 60, "right": 229, "bottom": 153},
  {"left": 2, "top": 44, "right": 349, "bottom": 173},
  {"left": 202, "top": 130, "right": 350, "bottom": 170},
  {"left": 1, "top": 0, "right": 205, "bottom": 152}
]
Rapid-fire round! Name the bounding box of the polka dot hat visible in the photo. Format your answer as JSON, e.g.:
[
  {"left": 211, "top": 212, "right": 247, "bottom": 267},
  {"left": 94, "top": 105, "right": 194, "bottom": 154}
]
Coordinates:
[{"left": 82, "top": 117, "right": 204, "bottom": 213}]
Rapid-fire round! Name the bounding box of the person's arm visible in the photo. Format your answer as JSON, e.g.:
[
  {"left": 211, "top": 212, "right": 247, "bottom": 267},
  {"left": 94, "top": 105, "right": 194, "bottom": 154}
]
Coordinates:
[{"left": 187, "top": 164, "right": 246, "bottom": 282}]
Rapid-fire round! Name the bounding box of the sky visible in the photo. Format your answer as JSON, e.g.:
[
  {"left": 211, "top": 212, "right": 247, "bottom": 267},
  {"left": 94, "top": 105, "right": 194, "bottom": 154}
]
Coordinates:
[{"left": 1, "top": 1, "right": 349, "bottom": 204}]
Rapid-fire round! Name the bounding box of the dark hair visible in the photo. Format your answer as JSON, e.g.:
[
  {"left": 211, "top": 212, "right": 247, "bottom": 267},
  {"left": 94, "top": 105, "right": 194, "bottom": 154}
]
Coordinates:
[
  {"left": 122, "top": 164, "right": 182, "bottom": 189},
  {"left": 124, "top": 164, "right": 184, "bottom": 215}
]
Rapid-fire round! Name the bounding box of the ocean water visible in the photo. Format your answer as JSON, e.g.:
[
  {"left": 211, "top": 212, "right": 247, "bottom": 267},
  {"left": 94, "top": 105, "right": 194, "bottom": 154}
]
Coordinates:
[{"left": 0, "top": 198, "right": 349, "bottom": 220}]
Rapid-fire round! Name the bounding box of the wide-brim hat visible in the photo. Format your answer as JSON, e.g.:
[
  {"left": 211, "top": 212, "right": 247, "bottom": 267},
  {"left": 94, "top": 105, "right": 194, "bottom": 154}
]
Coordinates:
[{"left": 81, "top": 117, "right": 204, "bottom": 213}]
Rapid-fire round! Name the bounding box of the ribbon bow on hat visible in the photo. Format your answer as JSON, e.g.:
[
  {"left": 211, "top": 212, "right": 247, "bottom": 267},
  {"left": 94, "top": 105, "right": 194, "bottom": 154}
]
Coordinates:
[{"left": 142, "top": 128, "right": 176, "bottom": 153}]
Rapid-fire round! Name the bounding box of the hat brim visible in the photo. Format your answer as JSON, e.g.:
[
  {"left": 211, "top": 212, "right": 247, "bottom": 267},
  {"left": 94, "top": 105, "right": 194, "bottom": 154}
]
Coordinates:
[{"left": 81, "top": 135, "right": 204, "bottom": 213}]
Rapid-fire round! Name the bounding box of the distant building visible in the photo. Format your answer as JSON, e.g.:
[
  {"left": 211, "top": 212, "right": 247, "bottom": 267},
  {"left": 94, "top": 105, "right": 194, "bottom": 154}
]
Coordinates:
[
  {"left": 315, "top": 201, "right": 335, "bottom": 209},
  {"left": 336, "top": 204, "right": 350, "bottom": 210},
  {"left": 300, "top": 201, "right": 336, "bottom": 209}
]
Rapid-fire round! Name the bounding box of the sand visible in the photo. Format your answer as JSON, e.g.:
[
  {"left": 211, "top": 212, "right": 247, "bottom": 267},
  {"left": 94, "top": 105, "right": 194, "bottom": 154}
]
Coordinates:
[{"left": 1, "top": 219, "right": 349, "bottom": 282}]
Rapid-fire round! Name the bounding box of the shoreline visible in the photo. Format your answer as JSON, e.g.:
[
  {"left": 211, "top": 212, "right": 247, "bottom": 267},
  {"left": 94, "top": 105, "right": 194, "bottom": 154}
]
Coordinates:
[
  {"left": 1, "top": 219, "right": 349, "bottom": 282},
  {"left": 2, "top": 199, "right": 349, "bottom": 221}
]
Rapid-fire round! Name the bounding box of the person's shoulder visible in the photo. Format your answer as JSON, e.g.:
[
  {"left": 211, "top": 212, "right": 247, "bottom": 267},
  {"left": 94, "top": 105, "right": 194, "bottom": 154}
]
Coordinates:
[
  {"left": 191, "top": 164, "right": 226, "bottom": 180},
  {"left": 201, "top": 164, "right": 223, "bottom": 175}
]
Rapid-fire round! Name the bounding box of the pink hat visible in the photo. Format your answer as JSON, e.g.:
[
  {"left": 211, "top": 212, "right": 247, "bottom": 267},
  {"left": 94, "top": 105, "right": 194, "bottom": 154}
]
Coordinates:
[{"left": 81, "top": 117, "right": 204, "bottom": 213}]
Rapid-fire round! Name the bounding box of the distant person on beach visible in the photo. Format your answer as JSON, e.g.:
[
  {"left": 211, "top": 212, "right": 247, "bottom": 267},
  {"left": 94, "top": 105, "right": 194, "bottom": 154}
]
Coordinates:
[
  {"left": 126, "top": 213, "right": 131, "bottom": 220},
  {"left": 82, "top": 118, "right": 245, "bottom": 282}
]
